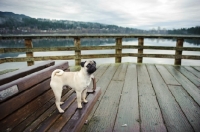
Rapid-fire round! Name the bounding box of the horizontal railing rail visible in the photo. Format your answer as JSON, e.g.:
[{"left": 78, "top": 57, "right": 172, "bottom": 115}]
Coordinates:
[
  {"left": 0, "top": 46, "right": 200, "bottom": 53},
  {"left": 0, "top": 34, "right": 200, "bottom": 66},
  {"left": 1, "top": 34, "right": 200, "bottom": 39}
]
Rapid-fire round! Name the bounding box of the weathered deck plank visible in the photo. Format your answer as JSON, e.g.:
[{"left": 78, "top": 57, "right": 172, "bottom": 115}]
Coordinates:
[
  {"left": 193, "top": 66, "right": 200, "bottom": 72},
  {"left": 85, "top": 81, "right": 124, "bottom": 132},
  {"left": 184, "top": 66, "right": 200, "bottom": 78},
  {"left": 137, "top": 64, "right": 151, "bottom": 84},
  {"left": 168, "top": 85, "right": 200, "bottom": 132},
  {"left": 165, "top": 65, "right": 200, "bottom": 106},
  {"left": 113, "top": 63, "right": 139, "bottom": 132},
  {"left": 156, "top": 65, "right": 180, "bottom": 86},
  {"left": 113, "top": 63, "right": 128, "bottom": 81},
  {"left": 174, "top": 66, "right": 200, "bottom": 87},
  {"left": 94, "top": 64, "right": 110, "bottom": 81},
  {"left": 147, "top": 65, "right": 193, "bottom": 132},
  {"left": 137, "top": 64, "right": 167, "bottom": 132}
]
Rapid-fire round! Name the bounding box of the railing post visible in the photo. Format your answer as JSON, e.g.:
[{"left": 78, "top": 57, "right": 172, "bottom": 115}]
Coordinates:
[
  {"left": 24, "top": 39, "right": 34, "bottom": 66},
  {"left": 137, "top": 37, "right": 144, "bottom": 63},
  {"left": 74, "top": 38, "right": 81, "bottom": 66},
  {"left": 174, "top": 38, "right": 184, "bottom": 65},
  {"left": 115, "top": 38, "right": 122, "bottom": 63}
]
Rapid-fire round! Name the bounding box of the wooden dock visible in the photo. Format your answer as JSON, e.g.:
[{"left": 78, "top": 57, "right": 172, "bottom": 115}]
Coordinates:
[
  {"left": 0, "top": 34, "right": 200, "bottom": 131},
  {"left": 81, "top": 63, "right": 200, "bottom": 132}
]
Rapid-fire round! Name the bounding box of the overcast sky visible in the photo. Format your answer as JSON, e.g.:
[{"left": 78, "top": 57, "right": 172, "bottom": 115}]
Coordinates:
[{"left": 0, "top": 0, "right": 199, "bottom": 30}]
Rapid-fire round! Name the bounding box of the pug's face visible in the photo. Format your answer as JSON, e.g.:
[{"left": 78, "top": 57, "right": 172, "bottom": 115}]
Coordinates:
[{"left": 81, "top": 60, "right": 96, "bottom": 74}]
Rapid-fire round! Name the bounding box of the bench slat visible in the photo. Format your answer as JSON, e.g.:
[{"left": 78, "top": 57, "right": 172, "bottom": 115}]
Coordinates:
[
  {"left": 12, "top": 88, "right": 71, "bottom": 132},
  {"left": 0, "top": 60, "right": 55, "bottom": 86}
]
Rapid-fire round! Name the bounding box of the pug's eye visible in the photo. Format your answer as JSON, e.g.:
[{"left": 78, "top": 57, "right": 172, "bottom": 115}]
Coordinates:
[{"left": 86, "top": 64, "right": 91, "bottom": 68}]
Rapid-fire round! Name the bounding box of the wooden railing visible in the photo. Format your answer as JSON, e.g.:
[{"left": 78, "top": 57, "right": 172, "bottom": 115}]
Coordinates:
[{"left": 0, "top": 34, "right": 200, "bottom": 66}]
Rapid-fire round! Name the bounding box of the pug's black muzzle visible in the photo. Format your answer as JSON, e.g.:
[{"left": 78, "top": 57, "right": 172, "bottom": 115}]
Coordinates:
[{"left": 87, "top": 65, "right": 96, "bottom": 74}]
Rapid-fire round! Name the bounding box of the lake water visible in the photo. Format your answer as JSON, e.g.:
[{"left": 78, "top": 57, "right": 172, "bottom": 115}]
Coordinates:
[{"left": 0, "top": 38, "right": 200, "bottom": 71}]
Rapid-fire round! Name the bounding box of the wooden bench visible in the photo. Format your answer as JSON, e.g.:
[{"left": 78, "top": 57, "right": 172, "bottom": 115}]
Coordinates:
[
  {"left": 0, "top": 60, "right": 55, "bottom": 86},
  {"left": 0, "top": 61, "right": 101, "bottom": 132}
]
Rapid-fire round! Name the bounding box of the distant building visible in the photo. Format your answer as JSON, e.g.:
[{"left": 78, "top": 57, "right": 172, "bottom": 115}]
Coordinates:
[{"left": 158, "top": 26, "right": 161, "bottom": 33}]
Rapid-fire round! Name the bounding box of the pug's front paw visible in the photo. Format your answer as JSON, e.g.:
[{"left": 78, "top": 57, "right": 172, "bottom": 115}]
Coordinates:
[
  {"left": 83, "top": 99, "right": 88, "bottom": 103},
  {"left": 78, "top": 104, "right": 82, "bottom": 109},
  {"left": 59, "top": 109, "right": 64, "bottom": 113}
]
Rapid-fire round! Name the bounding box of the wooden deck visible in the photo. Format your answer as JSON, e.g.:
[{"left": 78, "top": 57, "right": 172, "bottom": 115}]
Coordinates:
[{"left": 81, "top": 63, "right": 200, "bottom": 132}]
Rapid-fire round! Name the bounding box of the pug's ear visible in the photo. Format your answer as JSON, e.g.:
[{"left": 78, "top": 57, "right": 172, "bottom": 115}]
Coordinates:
[
  {"left": 93, "top": 61, "right": 96, "bottom": 64},
  {"left": 80, "top": 61, "right": 86, "bottom": 67}
]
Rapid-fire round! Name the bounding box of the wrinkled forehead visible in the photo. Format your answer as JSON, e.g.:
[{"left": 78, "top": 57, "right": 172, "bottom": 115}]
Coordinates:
[{"left": 85, "top": 60, "right": 95, "bottom": 65}]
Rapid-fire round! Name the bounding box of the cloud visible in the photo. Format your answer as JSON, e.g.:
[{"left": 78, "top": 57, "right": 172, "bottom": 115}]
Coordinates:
[{"left": 0, "top": 0, "right": 199, "bottom": 29}]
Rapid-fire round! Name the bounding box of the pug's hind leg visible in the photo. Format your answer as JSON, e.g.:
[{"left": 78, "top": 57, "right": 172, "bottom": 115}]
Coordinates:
[
  {"left": 54, "top": 90, "right": 64, "bottom": 113},
  {"left": 76, "top": 91, "right": 82, "bottom": 108},
  {"left": 82, "top": 89, "right": 88, "bottom": 103}
]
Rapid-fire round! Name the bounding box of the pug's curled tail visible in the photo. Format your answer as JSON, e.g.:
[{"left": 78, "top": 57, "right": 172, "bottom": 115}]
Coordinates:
[{"left": 51, "top": 69, "right": 64, "bottom": 78}]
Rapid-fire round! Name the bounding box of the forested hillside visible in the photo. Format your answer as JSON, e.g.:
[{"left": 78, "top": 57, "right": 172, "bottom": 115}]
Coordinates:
[
  {"left": 0, "top": 11, "right": 142, "bottom": 34},
  {"left": 168, "top": 26, "right": 200, "bottom": 35},
  {"left": 0, "top": 11, "right": 199, "bottom": 35}
]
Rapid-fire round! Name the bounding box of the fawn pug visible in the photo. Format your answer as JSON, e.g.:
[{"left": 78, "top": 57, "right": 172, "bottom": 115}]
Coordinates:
[{"left": 50, "top": 60, "right": 96, "bottom": 113}]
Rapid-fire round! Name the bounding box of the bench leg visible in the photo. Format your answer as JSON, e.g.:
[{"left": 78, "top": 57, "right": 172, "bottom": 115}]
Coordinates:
[
  {"left": 88, "top": 77, "right": 97, "bottom": 93},
  {"left": 92, "top": 78, "right": 96, "bottom": 91}
]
